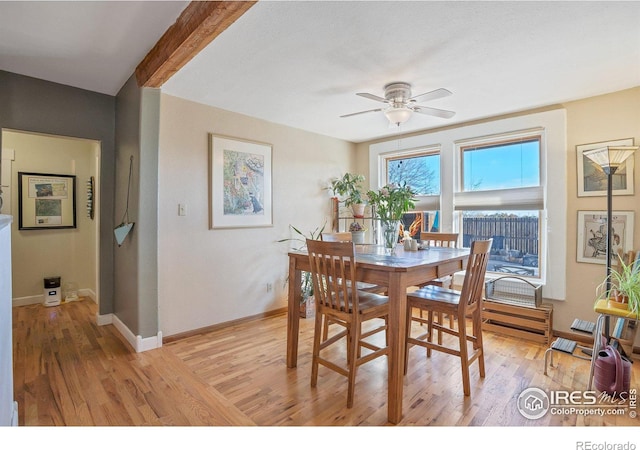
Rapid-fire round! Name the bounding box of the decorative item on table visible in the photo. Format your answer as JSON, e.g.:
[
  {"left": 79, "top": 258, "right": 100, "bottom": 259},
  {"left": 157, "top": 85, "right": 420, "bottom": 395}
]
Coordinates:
[
  {"left": 366, "top": 182, "right": 417, "bottom": 254},
  {"left": 349, "top": 221, "right": 366, "bottom": 244},
  {"left": 328, "top": 172, "right": 367, "bottom": 218},
  {"left": 403, "top": 231, "right": 413, "bottom": 251}
]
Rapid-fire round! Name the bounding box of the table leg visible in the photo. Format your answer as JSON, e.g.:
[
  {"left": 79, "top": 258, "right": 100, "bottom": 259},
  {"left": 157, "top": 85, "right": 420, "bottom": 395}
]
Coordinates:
[
  {"left": 387, "top": 272, "right": 407, "bottom": 424},
  {"left": 286, "top": 257, "right": 302, "bottom": 368}
]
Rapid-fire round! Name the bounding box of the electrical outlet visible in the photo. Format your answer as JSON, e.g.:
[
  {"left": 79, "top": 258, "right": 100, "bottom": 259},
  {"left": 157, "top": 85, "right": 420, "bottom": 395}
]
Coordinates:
[
  {"left": 266, "top": 283, "right": 273, "bottom": 292},
  {"left": 178, "top": 203, "right": 187, "bottom": 216}
]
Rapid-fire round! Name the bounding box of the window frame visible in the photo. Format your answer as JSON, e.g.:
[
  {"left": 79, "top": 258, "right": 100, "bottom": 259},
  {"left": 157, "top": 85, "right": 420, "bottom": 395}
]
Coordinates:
[
  {"left": 454, "top": 130, "right": 545, "bottom": 279},
  {"left": 369, "top": 109, "right": 567, "bottom": 300}
]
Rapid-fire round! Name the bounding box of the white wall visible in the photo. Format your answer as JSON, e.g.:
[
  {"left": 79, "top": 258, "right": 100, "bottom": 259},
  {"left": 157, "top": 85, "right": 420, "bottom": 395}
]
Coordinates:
[
  {"left": 2, "top": 130, "right": 99, "bottom": 304},
  {"left": 158, "top": 94, "right": 356, "bottom": 337},
  {"left": 0, "top": 215, "right": 16, "bottom": 426}
]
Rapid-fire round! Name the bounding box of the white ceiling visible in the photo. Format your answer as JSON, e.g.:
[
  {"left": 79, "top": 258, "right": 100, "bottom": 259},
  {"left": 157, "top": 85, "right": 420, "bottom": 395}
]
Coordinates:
[
  {"left": 0, "top": 1, "right": 189, "bottom": 95},
  {"left": 2, "top": 1, "right": 640, "bottom": 143}
]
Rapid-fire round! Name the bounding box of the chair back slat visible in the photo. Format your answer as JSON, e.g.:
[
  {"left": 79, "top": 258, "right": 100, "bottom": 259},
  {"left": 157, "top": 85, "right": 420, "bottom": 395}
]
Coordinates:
[
  {"left": 307, "top": 239, "right": 359, "bottom": 314},
  {"left": 420, "top": 232, "right": 459, "bottom": 248},
  {"left": 458, "top": 239, "right": 492, "bottom": 314}
]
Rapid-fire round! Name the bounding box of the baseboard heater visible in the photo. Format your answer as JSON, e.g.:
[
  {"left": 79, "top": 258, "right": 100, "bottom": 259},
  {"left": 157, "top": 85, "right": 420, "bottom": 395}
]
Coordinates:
[{"left": 483, "top": 276, "right": 552, "bottom": 344}]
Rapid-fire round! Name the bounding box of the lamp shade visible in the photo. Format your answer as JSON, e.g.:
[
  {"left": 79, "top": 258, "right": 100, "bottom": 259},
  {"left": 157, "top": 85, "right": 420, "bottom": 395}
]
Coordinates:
[
  {"left": 384, "top": 107, "right": 412, "bottom": 125},
  {"left": 582, "top": 146, "right": 638, "bottom": 173}
]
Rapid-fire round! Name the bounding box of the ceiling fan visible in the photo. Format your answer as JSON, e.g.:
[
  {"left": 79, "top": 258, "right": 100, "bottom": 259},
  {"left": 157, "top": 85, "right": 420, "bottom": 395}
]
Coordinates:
[{"left": 340, "top": 82, "right": 456, "bottom": 126}]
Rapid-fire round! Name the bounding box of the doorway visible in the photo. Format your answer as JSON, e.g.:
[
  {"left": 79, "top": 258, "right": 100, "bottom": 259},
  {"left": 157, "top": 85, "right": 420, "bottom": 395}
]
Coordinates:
[{"left": 1, "top": 129, "right": 100, "bottom": 307}]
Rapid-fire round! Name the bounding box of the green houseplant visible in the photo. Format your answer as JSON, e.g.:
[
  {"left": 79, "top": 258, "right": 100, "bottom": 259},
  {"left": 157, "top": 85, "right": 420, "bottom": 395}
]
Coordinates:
[
  {"left": 277, "top": 222, "right": 326, "bottom": 317},
  {"left": 329, "top": 173, "right": 367, "bottom": 217},
  {"left": 596, "top": 254, "right": 640, "bottom": 317}
]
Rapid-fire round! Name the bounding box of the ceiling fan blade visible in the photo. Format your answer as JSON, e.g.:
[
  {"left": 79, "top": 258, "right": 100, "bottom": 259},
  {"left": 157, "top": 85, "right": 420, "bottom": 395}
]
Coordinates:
[
  {"left": 409, "top": 88, "right": 452, "bottom": 104},
  {"left": 413, "top": 105, "right": 456, "bottom": 119},
  {"left": 356, "top": 92, "right": 387, "bottom": 103},
  {"left": 340, "top": 107, "right": 384, "bottom": 118}
]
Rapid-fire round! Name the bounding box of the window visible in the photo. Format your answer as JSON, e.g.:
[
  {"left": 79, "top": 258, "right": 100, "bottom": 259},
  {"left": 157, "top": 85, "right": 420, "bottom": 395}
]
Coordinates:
[
  {"left": 383, "top": 148, "right": 441, "bottom": 240},
  {"left": 456, "top": 133, "right": 544, "bottom": 278},
  {"left": 369, "top": 109, "right": 566, "bottom": 299},
  {"left": 387, "top": 152, "right": 440, "bottom": 195}
]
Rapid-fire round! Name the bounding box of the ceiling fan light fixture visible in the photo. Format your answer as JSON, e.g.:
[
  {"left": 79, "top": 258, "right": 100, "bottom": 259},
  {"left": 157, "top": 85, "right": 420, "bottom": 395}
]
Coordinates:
[{"left": 384, "top": 106, "right": 412, "bottom": 125}]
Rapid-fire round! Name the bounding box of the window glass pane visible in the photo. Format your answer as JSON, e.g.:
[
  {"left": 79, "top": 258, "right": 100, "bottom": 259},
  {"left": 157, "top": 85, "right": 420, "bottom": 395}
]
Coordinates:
[
  {"left": 387, "top": 153, "right": 440, "bottom": 195},
  {"left": 462, "top": 210, "right": 540, "bottom": 278},
  {"left": 463, "top": 139, "right": 540, "bottom": 192}
]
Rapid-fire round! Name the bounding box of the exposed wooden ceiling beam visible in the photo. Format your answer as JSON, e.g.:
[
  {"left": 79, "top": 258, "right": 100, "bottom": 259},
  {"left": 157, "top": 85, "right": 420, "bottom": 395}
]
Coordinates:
[{"left": 135, "top": 1, "right": 257, "bottom": 88}]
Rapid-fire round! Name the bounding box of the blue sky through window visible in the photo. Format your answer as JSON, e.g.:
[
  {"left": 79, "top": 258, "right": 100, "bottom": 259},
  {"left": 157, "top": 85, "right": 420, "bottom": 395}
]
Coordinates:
[{"left": 463, "top": 140, "right": 540, "bottom": 191}]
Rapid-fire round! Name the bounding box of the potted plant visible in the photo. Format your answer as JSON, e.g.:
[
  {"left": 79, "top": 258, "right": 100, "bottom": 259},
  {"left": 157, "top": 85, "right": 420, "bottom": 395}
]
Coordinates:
[
  {"left": 348, "top": 221, "right": 366, "bottom": 244},
  {"left": 596, "top": 254, "right": 640, "bottom": 317},
  {"left": 329, "top": 173, "right": 367, "bottom": 218},
  {"left": 277, "top": 222, "right": 326, "bottom": 318}
]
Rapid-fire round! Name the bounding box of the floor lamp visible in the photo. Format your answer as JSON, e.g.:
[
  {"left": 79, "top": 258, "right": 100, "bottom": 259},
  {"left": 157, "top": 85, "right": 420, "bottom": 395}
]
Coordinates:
[{"left": 582, "top": 145, "right": 637, "bottom": 337}]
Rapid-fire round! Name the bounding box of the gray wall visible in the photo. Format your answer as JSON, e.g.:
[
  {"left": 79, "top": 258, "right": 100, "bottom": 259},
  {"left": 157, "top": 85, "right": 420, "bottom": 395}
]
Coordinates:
[
  {"left": 114, "top": 76, "right": 159, "bottom": 338},
  {"left": 0, "top": 70, "right": 116, "bottom": 315}
]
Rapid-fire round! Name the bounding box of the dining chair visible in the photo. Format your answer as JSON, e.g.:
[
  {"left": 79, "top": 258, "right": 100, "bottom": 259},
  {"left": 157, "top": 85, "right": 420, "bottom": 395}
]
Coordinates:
[
  {"left": 418, "top": 232, "right": 459, "bottom": 290},
  {"left": 416, "top": 232, "right": 460, "bottom": 332},
  {"left": 420, "top": 232, "right": 459, "bottom": 249},
  {"left": 405, "top": 238, "right": 492, "bottom": 396},
  {"left": 306, "top": 238, "right": 389, "bottom": 408},
  {"left": 321, "top": 232, "right": 386, "bottom": 295},
  {"left": 320, "top": 231, "right": 387, "bottom": 339}
]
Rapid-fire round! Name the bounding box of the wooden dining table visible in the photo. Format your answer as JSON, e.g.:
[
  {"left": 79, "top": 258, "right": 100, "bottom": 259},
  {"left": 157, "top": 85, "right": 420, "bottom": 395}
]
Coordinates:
[{"left": 286, "top": 243, "right": 470, "bottom": 424}]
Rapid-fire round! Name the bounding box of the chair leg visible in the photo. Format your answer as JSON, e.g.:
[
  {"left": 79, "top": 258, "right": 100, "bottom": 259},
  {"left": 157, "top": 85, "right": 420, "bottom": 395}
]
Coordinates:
[
  {"left": 458, "top": 318, "right": 471, "bottom": 396},
  {"left": 473, "top": 310, "right": 485, "bottom": 378},
  {"left": 426, "top": 310, "right": 434, "bottom": 358},
  {"left": 311, "top": 311, "right": 324, "bottom": 387},
  {"left": 322, "top": 316, "right": 330, "bottom": 341},
  {"left": 346, "top": 321, "right": 360, "bottom": 408}
]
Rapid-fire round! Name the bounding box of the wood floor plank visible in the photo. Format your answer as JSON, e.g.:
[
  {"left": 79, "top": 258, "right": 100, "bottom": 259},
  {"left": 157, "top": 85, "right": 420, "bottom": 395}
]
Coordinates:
[{"left": 12, "top": 298, "right": 640, "bottom": 427}]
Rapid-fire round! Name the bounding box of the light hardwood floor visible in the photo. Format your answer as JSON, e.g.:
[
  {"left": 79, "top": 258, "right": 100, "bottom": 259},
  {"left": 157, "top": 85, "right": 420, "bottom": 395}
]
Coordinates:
[{"left": 12, "top": 299, "right": 640, "bottom": 426}]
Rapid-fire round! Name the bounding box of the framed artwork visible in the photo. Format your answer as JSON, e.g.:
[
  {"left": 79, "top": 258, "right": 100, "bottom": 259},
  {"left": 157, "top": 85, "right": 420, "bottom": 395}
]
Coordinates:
[
  {"left": 18, "top": 172, "right": 77, "bottom": 230},
  {"left": 576, "top": 138, "right": 634, "bottom": 197},
  {"left": 577, "top": 210, "right": 634, "bottom": 265},
  {"left": 209, "top": 134, "right": 273, "bottom": 229}
]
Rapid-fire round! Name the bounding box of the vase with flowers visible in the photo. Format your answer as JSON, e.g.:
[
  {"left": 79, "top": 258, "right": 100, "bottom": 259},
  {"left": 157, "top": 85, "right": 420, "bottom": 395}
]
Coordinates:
[{"left": 366, "top": 182, "right": 417, "bottom": 254}]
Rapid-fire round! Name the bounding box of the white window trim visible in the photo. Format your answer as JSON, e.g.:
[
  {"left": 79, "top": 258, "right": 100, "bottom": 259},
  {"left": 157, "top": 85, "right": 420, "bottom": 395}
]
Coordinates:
[{"left": 369, "top": 109, "right": 567, "bottom": 300}]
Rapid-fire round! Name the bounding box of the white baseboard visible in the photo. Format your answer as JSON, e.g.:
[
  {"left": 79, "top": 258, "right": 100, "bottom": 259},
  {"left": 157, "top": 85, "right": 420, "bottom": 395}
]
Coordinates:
[
  {"left": 98, "top": 312, "right": 162, "bottom": 353},
  {"left": 13, "top": 288, "right": 97, "bottom": 307},
  {"left": 12, "top": 294, "right": 41, "bottom": 307},
  {"left": 96, "top": 312, "right": 113, "bottom": 326}
]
